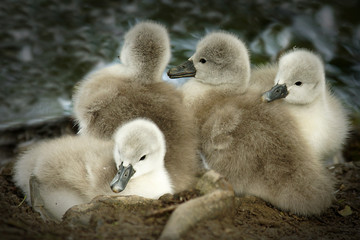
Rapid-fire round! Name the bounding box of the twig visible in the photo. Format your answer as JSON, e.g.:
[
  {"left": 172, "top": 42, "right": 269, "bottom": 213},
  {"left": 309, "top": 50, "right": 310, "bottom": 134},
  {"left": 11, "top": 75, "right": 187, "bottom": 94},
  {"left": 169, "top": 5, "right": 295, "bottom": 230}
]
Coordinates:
[
  {"left": 146, "top": 205, "right": 178, "bottom": 217},
  {"left": 17, "top": 195, "right": 27, "bottom": 207}
]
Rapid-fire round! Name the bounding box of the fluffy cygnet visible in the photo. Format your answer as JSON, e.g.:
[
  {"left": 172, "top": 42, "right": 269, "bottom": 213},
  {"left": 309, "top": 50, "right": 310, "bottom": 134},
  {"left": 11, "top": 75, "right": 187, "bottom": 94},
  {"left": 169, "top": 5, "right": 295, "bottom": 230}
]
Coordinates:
[
  {"left": 168, "top": 32, "right": 334, "bottom": 215},
  {"left": 73, "top": 20, "right": 172, "bottom": 137},
  {"left": 110, "top": 119, "right": 172, "bottom": 197},
  {"left": 73, "top": 21, "right": 200, "bottom": 192},
  {"left": 262, "top": 49, "right": 350, "bottom": 163},
  {"left": 13, "top": 119, "right": 174, "bottom": 221},
  {"left": 168, "top": 31, "right": 251, "bottom": 108}
]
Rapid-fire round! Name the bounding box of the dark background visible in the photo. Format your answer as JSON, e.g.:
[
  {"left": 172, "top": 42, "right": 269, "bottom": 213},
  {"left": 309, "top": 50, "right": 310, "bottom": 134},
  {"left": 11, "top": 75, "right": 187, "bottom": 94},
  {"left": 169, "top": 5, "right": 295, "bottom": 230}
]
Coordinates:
[{"left": 1, "top": 0, "right": 360, "bottom": 129}]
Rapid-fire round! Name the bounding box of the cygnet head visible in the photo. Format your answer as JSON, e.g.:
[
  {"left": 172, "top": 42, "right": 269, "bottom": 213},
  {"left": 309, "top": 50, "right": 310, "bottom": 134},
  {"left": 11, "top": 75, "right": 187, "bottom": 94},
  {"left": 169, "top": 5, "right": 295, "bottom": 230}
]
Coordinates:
[
  {"left": 110, "top": 118, "right": 166, "bottom": 193},
  {"left": 168, "top": 32, "right": 250, "bottom": 92},
  {"left": 120, "top": 21, "right": 171, "bottom": 82},
  {"left": 263, "top": 49, "right": 326, "bottom": 104}
]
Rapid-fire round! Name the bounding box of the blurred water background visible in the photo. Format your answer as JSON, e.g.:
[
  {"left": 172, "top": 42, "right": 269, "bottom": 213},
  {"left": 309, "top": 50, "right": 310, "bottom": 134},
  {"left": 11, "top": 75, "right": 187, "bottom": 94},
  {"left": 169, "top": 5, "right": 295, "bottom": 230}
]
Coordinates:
[{"left": 1, "top": 0, "right": 360, "bottom": 130}]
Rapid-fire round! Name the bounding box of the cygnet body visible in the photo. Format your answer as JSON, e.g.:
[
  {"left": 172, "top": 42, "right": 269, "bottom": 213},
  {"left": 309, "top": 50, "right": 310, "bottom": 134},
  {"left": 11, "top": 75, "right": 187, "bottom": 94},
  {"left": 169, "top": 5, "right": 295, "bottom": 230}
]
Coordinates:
[
  {"left": 168, "top": 32, "right": 334, "bottom": 215},
  {"left": 249, "top": 64, "right": 279, "bottom": 93},
  {"left": 73, "top": 21, "right": 200, "bottom": 192},
  {"left": 263, "top": 49, "right": 349, "bottom": 163},
  {"left": 13, "top": 119, "right": 173, "bottom": 221}
]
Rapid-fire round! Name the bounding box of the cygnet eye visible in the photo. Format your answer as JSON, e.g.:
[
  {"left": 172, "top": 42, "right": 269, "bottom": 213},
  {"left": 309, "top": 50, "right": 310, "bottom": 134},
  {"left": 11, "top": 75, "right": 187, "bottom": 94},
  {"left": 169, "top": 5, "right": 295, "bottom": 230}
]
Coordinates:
[
  {"left": 295, "top": 81, "right": 302, "bottom": 86},
  {"left": 199, "top": 58, "right": 207, "bottom": 64},
  {"left": 139, "top": 155, "right": 146, "bottom": 161}
]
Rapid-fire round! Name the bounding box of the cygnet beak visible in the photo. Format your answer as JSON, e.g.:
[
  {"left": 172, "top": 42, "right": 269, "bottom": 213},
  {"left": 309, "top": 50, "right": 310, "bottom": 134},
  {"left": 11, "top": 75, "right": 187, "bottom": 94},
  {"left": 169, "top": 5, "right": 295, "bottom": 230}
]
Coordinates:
[
  {"left": 167, "top": 60, "right": 196, "bottom": 79},
  {"left": 110, "top": 162, "right": 136, "bottom": 193},
  {"left": 262, "top": 83, "right": 289, "bottom": 102}
]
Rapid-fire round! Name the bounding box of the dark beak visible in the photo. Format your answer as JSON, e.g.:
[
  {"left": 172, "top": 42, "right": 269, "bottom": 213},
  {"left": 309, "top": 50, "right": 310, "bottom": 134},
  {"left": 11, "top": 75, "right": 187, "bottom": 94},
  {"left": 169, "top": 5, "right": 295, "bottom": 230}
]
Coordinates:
[
  {"left": 262, "top": 83, "right": 289, "bottom": 102},
  {"left": 167, "top": 60, "right": 196, "bottom": 79},
  {"left": 110, "top": 162, "right": 136, "bottom": 193}
]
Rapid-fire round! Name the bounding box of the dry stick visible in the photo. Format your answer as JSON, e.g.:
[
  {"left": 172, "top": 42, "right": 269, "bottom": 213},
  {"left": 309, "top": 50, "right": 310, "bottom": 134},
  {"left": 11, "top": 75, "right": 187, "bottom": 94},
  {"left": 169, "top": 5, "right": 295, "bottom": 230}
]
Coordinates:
[
  {"left": 145, "top": 205, "right": 178, "bottom": 217},
  {"left": 159, "top": 189, "right": 235, "bottom": 240},
  {"left": 17, "top": 195, "right": 27, "bottom": 207}
]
